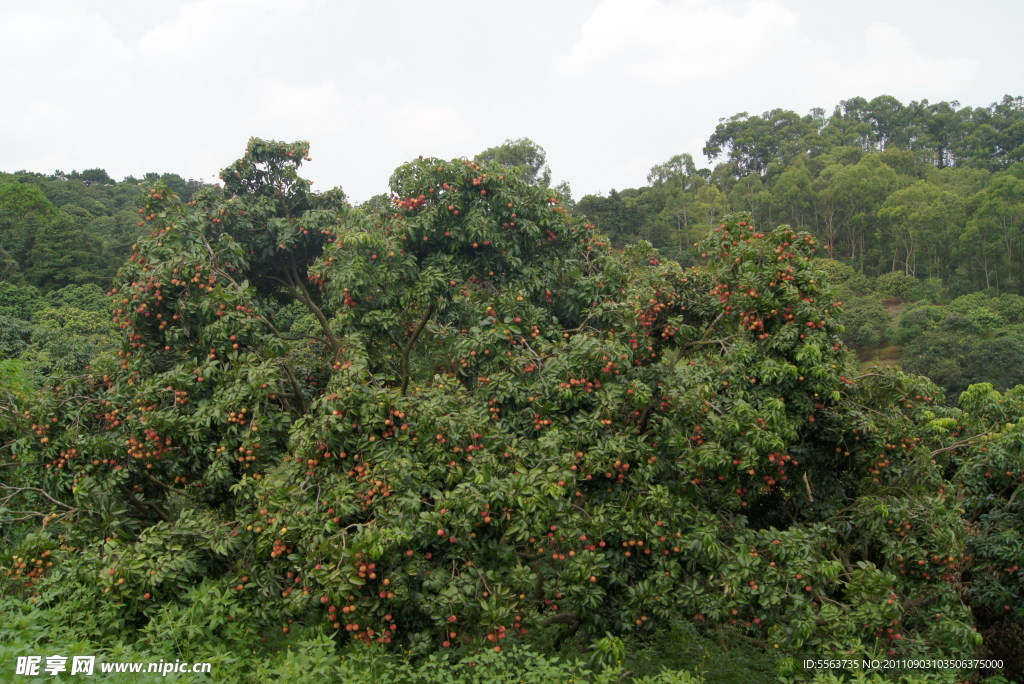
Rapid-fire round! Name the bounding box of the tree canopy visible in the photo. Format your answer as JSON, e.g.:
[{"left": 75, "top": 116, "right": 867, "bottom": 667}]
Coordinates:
[{"left": 2, "top": 139, "right": 1021, "bottom": 681}]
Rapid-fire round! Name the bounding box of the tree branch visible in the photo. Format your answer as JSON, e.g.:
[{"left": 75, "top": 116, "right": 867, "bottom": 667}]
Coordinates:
[
  {"left": 931, "top": 435, "right": 989, "bottom": 458},
  {"left": 278, "top": 358, "right": 309, "bottom": 415},
  {"left": 400, "top": 301, "right": 436, "bottom": 396},
  {"left": 118, "top": 485, "right": 170, "bottom": 522},
  {"left": 542, "top": 611, "right": 583, "bottom": 649},
  {"left": 669, "top": 311, "right": 729, "bottom": 366},
  {"left": 0, "top": 484, "right": 75, "bottom": 510},
  {"left": 282, "top": 267, "right": 344, "bottom": 362},
  {"left": 729, "top": 631, "right": 772, "bottom": 651}
]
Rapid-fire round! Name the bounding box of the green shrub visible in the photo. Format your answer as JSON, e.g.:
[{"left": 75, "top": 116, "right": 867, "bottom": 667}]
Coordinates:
[{"left": 874, "top": 272, "right": 917, "bottom": 299}]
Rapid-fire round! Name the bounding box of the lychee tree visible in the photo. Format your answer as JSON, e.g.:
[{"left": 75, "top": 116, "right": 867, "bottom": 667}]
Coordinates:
[
  {"left": 946, "top": 383, "right": 1024, "bottom": 669},
  {"left": 2, "top": 139, "right": 1011, "bottom": 677}
]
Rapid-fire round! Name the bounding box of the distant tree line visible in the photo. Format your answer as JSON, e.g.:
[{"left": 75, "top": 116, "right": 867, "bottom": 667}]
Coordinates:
[
  {"left": 0, "top": 171, "right": 205, "bottom": 381},
  {"left": 579, "top": 95, "right": 1024, "bottom": 296},
  {"left": 0, "top": 171, "right": 204, "bottom": 290}
]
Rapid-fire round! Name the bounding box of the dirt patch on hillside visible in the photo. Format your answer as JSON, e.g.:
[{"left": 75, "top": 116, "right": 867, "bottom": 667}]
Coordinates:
[{"left": 881, "top": 296, "right": 905, "bottom": 318}]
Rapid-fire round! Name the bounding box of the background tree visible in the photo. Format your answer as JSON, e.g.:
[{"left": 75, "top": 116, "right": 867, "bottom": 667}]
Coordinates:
[
  {"left": 703, "top": 108, "right": 821, "bottom": 178},
  {"left": 0, "top": 183, "right": 63, "bottom": 282},
  {"left": 473, "top": 137, "right": 552, "bottom": 187}
]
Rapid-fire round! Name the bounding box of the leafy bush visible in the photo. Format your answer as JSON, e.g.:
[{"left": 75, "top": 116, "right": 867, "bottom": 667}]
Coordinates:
[
  {"left": 874, "top": 272, "right": 917, "bottom": 300},
  {"left": 815, "top": 258, "right": 854, "bottom": 284},
  {"left": 0, "top": 315, "right": 33, "bottom": 359},
  {"left": 891, "top": 304, "right": 944, "bottom": 346},
  {"left": 0, "top": 282, "right": 43, "bottom": 320},
  {"left": 837, "top": 295, "right": 890, "bottom": 354}
]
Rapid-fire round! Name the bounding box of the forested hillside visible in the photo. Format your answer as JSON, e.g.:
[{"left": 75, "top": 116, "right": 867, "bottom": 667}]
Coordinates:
[
  {"left": 579, "top": 95, "right": 1024, "bottom": 399},
  {"left": 0, "top": 172, "right": 205, "bottom": 380},
  {"left": 581, "top": 95, "right": 1024, "bottom": 288},
  {"left": 1, "top": 98, "right": 1023, "bottom": 682}
]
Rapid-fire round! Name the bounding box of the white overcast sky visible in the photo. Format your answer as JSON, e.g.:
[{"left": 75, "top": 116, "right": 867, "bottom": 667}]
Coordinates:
[{"left": 2, "top": 0, "right": 1021, "bottom": 203}]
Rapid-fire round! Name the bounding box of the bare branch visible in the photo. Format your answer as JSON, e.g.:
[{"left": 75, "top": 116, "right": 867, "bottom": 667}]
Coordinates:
[
  {"left": 0, "top": 484, "right": 75, "bottom": 510},
  {"left": 931, "top": 435, "right": 990, "bottom": 458}
]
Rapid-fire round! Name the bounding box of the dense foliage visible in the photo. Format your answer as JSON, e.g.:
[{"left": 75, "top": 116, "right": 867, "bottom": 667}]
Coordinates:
[
  {"left": 580, "top": 95, "right": 1024, "bottom": 294},
  {"left": 3, "top": 96, "right": 1024, "bottom": 680},
  {"left": 574, "top": 95, "right": 1024, "bottom": 401},
  {"left": 0, "top": 136, "right": 1021, "bottom": 682},
  {"left": 0, "top": 170, "right": 203, "bottom": 290},
  {"left": 0, "top": 170, "right": 205, "bottom": 389}
]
